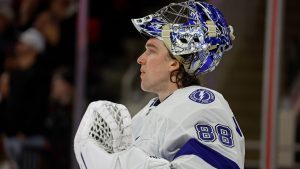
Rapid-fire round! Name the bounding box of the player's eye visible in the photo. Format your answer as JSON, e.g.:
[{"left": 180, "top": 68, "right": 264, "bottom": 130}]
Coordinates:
[
  {"left": 145, "top": 47, "right": 156, "bottom": 55},
  {"left": 144, "top": 48, "right": 151, "bottom": 55}
]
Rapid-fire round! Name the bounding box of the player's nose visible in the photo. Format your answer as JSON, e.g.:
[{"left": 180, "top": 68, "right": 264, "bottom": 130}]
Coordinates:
[{"left": 137, "top": 53, "right": 145, "bottom": 65}]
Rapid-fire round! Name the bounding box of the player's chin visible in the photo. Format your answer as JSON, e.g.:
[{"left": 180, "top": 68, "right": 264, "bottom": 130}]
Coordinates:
[
  {"left": 140, "top": 83, "right": 151, "bottom": 93},
  {"left": 140, "top": 83, "right": 147, "bottom": 91}
]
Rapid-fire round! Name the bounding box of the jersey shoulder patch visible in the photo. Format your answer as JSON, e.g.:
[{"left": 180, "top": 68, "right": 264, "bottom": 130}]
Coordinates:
[{"left": 188, "top": 88, "right": 215, "bottom": 104}]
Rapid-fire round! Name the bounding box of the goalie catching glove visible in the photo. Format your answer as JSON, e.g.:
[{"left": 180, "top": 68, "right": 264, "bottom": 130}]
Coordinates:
[{"left": 74, "top": 101, "right": 132, "bottom": 169}]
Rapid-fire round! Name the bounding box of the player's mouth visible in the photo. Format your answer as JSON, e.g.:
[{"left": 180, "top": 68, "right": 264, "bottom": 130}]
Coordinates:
[{"left": 140, "top": 69, "right": 145, "bottom": 78}]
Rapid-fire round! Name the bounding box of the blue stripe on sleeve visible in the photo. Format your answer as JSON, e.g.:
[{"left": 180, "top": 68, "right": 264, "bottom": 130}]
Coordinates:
[{"left": 174, "top": 138, "right": 240, "bottom": 169}]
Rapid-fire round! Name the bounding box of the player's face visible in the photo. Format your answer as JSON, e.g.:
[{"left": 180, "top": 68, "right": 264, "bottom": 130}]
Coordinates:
[{"left": 137, "top": 38, "right": 179, "bottom": 94}]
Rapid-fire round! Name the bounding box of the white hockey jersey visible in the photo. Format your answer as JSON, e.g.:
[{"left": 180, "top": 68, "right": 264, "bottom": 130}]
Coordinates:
[
  {"left": 130, "top": 85, "right": 245, "bottom": 168},
  {"left": 78, "top": 86, "right": 245, "bottom": 169}
]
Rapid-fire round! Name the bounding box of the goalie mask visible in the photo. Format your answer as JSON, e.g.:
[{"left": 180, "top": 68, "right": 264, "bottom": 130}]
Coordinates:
[{"left": 131, "top": 0, "right": 235, "bottom": 76}]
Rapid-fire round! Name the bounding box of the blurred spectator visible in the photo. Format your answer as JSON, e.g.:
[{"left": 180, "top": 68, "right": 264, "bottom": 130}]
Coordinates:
[
  {"left": 0, "top": 1, "right": 76, "bottom": 168},
  {"left": 14, "top": 28, "right": 45, "bottom": 70},
  {"left": 0, "top": 4, "right": 14, "bottom": 35},
  {"left": 0, "top": 136, "right": 17, "bottom": 169},
  {"left": 32, "top": 0, "right": 76, "bottom": 73},
  {"left": 48, "top": 0, "right": 75, "bottom": 21},
  {"left": 34, "top": 11, "right": 60, "bottom": 47},
  {"left": 0, "top": 4, "right": 15, "bottom": 74},
  {"left": 286, "top": 34, "right": 300, "bottom": 92},
  {"left": 3, "top": 27, "right": 48, "bottom": 139},
  {"left": 16, "top": 0, "right": 47, "bottom": 31},
  {"left": 285, "top": 33, "right": 300, "bottom": 163},
  {"left": 48, "top": 0, "right": 76, "bottom": 70},
  {"left": 44, "top": 67, "right": 74, "bottom": 169},
  {"left": 33, "top": 0, "right": 77, "bottom": 75},
  {"left": 0, "top": 72, "right": 9, "bottom": 103},
  {"left": 1, "top": 27, "right": 51, "bottom": 168},
  {"left": 0, "top": 72, "right": 9, "bottom": 134},
  {"left": 33, "top": 10, "right": 61, "bottom": 72}
]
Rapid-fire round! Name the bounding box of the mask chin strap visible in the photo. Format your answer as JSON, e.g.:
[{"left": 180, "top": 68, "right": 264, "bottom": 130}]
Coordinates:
[{"left": 205, "top": 20, "right": 218, "bottom": 51}]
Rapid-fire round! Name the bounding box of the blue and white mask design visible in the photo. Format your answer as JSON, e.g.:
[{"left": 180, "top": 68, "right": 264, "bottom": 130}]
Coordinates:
[{"left": 132, "top": 0, "right": 235, "bottom": 76}]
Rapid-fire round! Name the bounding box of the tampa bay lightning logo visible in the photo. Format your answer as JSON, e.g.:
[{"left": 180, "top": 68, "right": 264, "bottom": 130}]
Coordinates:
[{"left": 189, "top": 89, "right": 215, "bottom": 104}]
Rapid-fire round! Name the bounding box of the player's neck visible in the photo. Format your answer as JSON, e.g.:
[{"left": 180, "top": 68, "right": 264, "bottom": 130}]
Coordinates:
[{"left": 158, "top": 85, "right": 178, "bottom": 102}]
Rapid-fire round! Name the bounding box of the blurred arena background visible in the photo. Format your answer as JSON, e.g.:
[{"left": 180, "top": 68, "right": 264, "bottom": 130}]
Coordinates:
[{"left": 0, "top": 0, "right": 299, "bottom": 169}]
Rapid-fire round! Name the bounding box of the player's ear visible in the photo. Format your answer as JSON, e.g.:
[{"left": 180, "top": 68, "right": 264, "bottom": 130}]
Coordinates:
[{"left": 169, "top": 59, "right": 180, "bottom": 72}]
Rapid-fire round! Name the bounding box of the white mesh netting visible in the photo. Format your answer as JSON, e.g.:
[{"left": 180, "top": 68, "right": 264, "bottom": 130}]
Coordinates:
[{"left": 88, "top": 102, "right": 132, "bottom": 153}]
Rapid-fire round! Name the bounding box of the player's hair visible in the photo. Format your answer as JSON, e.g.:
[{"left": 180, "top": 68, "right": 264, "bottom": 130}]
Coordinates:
[{"left": 170, "top": 52, "right": 200, "bottom": 88}]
